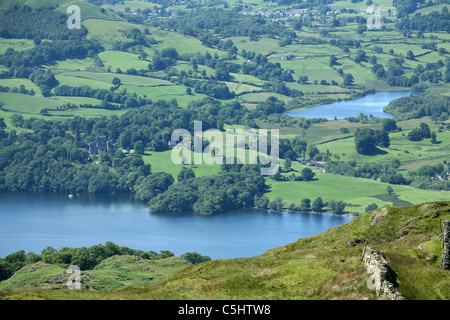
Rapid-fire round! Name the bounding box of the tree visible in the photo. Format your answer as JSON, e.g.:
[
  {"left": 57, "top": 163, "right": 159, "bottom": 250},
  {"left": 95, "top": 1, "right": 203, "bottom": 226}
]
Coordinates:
[
  {"left": 255, "top": 195, "right": 269, "bottom": 209},
  {"left": 357, "top": 25, "right": 366, "bottom": 35},
  {"left": 300, "top": 198, "right": 311, "bottom": 211},
  {"left": 112, "top": 77, "right": 122, "bottom": 87},
  {"left": 373, "top": 129, "right": 390, "bottom": 148},
  {"left": 177, "top": 167, "right": 195, "bottom": 182},
  {"left": 180, "top": 252, "right": 211, "bottom": 264},
  {"left": 329, "top": 55, "right": 338, "bottom": 66},
  {"left": 407, "top": 128, "right": 423, "bottom": 141},
  {"left": 298, "top": 76, "right": 309, "bottom": 84},
  {"left": 269, "top": 197, "right": 284, "bottom": 211},
  {"left": 284, "top": 157, "right": 292, "bottom": 171},
  {"left": 311, "top": 197, "right": 325, "bottom": 212},
  {"left": 134, "top": 140, "right": 145, "bottom": 154},
  {"left": 10, "top": 114, "right": 24, "bottom": 127},
  {"left": 306, "top": 145, "right": 319, "bottom": 159},
  {"left": 355, "top": 129, "right": 376, "bottom": 154},
  {"left": 382, "top": 118, "right": 397, "bottom": 132},
  {"left": 135, "top": 172, "right": 175, "bottom": 201},
  {"left": 431, "top": 132, "right": 437, "bottom": 144},
  {"left": 328, "top": 200, "right": 346, "bottom": 215},
  {"left": 40, "top": 85, "right": 52, "bottom": 97},
  {"left": 406, "top": 50, "right": 415, "bottom": 60},
  {"left": 387, "top": 185, "right": 394, "bottom": 195},
  {"left": 301, "top": 167, "right": 315, "bottom": 181},
  {"left": 293, "top": 19, "right": 303, "bottom": 30},
  {"left": 343, "top": 73, "right": 354, "bottom": 86},
  {"left": 419, "top": 122, "right": 431, "bottom": 138},
  {"left": 391, "top": 159, "right": 401, "bottom": 169},
  {"left": 365, "top": 203, "right": 378, "bottom": 212}
]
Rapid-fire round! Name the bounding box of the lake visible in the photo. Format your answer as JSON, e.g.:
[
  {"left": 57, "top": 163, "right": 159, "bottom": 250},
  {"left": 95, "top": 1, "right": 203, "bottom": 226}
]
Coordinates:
[
  {"left": 0, "top": 192, "right": 353, "bottom": 260},
  {"left": 285, "top": 91, "right": 413, "bottom": 119}
]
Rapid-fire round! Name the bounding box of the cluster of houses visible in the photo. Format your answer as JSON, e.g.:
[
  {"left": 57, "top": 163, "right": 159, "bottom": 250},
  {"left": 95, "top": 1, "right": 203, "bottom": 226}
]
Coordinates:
[
  {"left": 296, "top": 157, "right": 327, "bottom": 168},
  {"left": 432, "top": 172, "right": 450, "bottom": 181},
  {"left": 241, "top": 8, "right": 309, "bottom": 18}
]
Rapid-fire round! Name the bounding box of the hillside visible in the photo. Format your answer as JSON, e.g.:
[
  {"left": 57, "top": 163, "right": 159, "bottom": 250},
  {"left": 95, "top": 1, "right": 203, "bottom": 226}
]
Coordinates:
[
  {"left": 0, "top": 255, "right": 190, "bottom": 294},
  {"left": 1, "top": 201, "right": 449, "bottom": 300}
]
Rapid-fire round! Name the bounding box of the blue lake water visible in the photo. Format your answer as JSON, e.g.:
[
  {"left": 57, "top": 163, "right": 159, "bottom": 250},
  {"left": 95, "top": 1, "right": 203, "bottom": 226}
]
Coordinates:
[
  {"left": 285, "top": 91, "right": 413, "bottom": 119},
  {"left": 0, "top": 192, "right": 353, "bottom": 259}
]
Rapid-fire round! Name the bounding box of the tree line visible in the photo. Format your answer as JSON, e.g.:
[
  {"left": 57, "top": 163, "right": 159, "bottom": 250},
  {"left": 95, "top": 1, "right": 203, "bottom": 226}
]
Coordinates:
[
  {"left": 152, "top": 9, "right": 288, "bottom": 39},
  {"left": 383, "top": 94, "right": 450, "bottom": 120},
  {"left": 396, "top": 7, "right": 450, "bottom": 32},
  {"left": 325, "top": 159, "right": 450, "bottom": 190}
]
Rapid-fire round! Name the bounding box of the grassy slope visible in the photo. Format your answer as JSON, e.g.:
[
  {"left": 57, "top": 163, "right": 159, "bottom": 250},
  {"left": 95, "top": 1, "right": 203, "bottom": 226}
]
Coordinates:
[
  {"left": 2, "top": 201, "right": 449, "bottom": 300},
  {"left": 0, "top": 255, "right": 190, "bottom": 294}
]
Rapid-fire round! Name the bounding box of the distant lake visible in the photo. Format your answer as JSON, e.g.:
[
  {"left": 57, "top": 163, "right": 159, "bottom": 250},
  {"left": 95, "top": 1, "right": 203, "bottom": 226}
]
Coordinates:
[
  {"left": 285, "top": 91, "right": 413, "bottom": 119},
  {"left": 0, "top": 192, "right": 353, "bottom": 260}
]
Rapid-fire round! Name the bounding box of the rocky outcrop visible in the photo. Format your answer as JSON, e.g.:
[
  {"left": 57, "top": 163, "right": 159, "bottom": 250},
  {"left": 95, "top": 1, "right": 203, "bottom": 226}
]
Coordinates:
[
  {"left": 362, "top": 246, "right": 405, "bottom": 300},
  {"left": 440, "top": 219, "right": 450, "bottom": 270},
  {"left": 370, "top": 207, "right": 388, "bottom": 226}
]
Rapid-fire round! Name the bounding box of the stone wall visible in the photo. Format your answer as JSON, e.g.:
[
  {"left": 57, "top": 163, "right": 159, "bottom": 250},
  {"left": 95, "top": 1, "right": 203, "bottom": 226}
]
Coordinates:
[
  {"left": 440, "top": 219, "right": 450, "bottom": 270},
  {"left": 362, "top": 246, "right": 405, "bottom": 300}
]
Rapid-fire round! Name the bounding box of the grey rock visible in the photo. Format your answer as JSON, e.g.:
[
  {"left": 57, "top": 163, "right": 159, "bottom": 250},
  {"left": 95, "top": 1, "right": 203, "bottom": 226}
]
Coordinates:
[
  {"left": 439, "top": 220, "right": 450, "bottom": 270},
  {"left": 370, "top": 208, "right": 388, "bottom": 226},
  {"left": 362, "top": 246, "right": 405, "bottom": 300}
]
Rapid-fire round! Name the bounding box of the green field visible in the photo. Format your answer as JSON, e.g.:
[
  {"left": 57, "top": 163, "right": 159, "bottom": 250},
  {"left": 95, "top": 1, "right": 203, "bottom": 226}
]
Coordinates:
[
  {"left": 49, "top": 58, "right": 97, "bottom": 73},
  {"left": 0, "top": 78, "right": 41, "bottom": 94},
  {"left": 313, "top": 119, "right": 450, "bottom": 167},
  {"left": 0, "top": 38, "right": 35, "bottom": 54},
  {"left": 98, "top": 51, "right": 150, "bottom": 71},
  {"left": 266, "top": 160, "right": 449, "bottom": 215},
  {"left": 0, "top": 92, "right": 63, "bottom": 113},
  {"left": 143, "top": 150, "right": 222, "bottom": 179}
]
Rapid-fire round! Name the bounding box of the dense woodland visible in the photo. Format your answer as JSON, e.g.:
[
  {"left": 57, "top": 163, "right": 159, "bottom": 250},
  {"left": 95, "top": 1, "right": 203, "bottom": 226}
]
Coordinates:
[
  {"left": 149, "top": 166, "right": 269, "bottom": 214},
  {"left": 0, "top": 5, "right": 88, "bottom": 40},
  {"left": 152, "top": 9, "right": 288, "bottom": 39},
  {"left": 396, "top": 7, "right": 450, "bottom": 32},
  {"left": 325, "top": 158, "right": 450, "bottom": 190},
  {"left": 0, "top": 98, "right": 280, "bottom": 201},
  {"left": 383, "top": 94, "right": 450, "bottom": 120}
]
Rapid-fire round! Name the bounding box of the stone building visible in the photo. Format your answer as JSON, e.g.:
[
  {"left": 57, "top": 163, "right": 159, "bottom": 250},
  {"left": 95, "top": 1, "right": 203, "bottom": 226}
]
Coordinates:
[{"left": 86, "top": 136, "right": 118, "bottom": 155}]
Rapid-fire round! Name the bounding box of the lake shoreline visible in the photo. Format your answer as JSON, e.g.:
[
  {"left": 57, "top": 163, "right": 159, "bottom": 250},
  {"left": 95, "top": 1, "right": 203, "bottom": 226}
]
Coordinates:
[
  {"left": 284, "top": 90, "right": 413, "bottom": 119},
  {"left": 0, "top": 190, "right": 357, "bottom": 217},
  {"left": 0, "top": 191, "right": 353, "bottom": 259}
]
